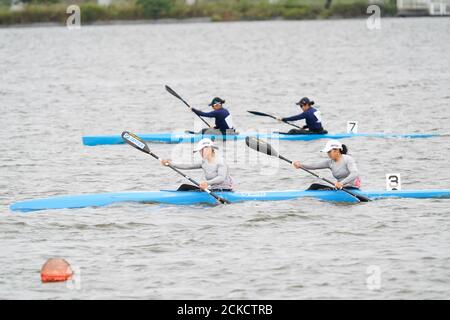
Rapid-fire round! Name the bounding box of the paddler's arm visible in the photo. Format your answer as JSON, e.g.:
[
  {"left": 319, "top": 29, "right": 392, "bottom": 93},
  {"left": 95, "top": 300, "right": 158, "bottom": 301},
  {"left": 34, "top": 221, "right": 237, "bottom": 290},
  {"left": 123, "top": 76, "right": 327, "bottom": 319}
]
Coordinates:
[
  {"left": 340, "top": 157, "right": 360, "bottom": 186},
  {"left": 280, "top": 112, "right": 306, "bottom": 122},
  {"left": 191, "top": 108, "right": 218, "bottom": 118},
  {"left": 204, "top": 163, "right": 228, "bottom": 185},
  {"left": 161, "top": 159, "right": 202, "bottom": 169},
  {"left": 293, "top": 160, "right": 330, "bottom": 170}
]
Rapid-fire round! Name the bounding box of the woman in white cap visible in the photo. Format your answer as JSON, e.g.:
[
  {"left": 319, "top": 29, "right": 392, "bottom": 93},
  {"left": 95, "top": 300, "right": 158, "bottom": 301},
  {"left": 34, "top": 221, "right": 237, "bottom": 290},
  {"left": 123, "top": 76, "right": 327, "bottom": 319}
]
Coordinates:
[
  {"left": 161, "top": 138, "right": 234, "bottom": 192},
  {"left": 293, "top": 140, "right": 361, "bottom": 190}
]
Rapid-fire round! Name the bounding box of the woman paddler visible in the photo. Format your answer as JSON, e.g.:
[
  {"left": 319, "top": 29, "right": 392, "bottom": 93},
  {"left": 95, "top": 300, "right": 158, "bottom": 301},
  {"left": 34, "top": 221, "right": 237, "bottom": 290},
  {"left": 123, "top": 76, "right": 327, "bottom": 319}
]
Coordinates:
[
  {"left": 293, "top": 140, "right": 361, "bottom": 191},
  {"left": 190, "top": 97, "right": 236, "bottom": 135},
  {"left": 161, "top": 138, "right": 234, "bottom": 192},
  {"left": 277, "top": 97, "right": 327, "bottom": 135}
]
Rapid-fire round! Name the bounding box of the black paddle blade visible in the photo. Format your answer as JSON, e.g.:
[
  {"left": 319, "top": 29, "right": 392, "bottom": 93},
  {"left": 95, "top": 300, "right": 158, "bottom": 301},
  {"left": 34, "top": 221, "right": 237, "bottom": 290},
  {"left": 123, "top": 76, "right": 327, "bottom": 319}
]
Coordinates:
[
  {"left": 247, "top": 110, "right": 274, "bottom": 118},
  {"left": 245, "top": 137, "right": 279, "bottom": 157},
  {"left": 345, "top": 191, "right": 370, "bottom": 202},
  {"left": 358, "top": 196, "right": 370, "bottom": 202},
  {"left": 165, "top": 85, "right": 181, "bottom": 99},
  {"left": 122, "top": 131, "right": 150, "bottom": 154}
]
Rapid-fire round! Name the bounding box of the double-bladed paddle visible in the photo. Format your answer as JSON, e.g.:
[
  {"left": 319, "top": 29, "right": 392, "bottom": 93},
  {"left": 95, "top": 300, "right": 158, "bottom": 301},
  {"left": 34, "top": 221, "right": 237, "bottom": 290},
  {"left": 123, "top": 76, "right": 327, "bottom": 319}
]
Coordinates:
[
  {"left": 247, "top": 110, "right": 303, "bottom": 129},
  {"left": 122, "top": 131, "right": 229, "bottom": 204},
  {"left": 165, "top": 85, "right": 212, "bottom": 128},
  {"left": 245, "top": 137, "right": 370, "bottom": 202}
]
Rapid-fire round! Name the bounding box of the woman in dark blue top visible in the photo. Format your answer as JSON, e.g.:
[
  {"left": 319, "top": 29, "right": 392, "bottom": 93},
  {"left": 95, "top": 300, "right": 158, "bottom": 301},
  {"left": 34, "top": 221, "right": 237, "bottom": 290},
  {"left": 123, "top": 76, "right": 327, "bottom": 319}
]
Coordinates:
[
  {"left": 277, "top": 97, "right": 327, "bottom": 134},
  {"left": 191, "top": 97, "right": 236, "bottom": 135}
]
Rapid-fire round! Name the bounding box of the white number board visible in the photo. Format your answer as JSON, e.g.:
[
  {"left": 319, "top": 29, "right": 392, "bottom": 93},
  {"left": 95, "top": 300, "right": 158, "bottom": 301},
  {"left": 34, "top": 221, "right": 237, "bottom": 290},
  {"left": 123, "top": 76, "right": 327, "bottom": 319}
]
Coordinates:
[
  {"left": 386, "top": 173, "right": 401, "bottom": 191},
  {"left": 347, "top": 121, "right": 358, "bottom": 133}
]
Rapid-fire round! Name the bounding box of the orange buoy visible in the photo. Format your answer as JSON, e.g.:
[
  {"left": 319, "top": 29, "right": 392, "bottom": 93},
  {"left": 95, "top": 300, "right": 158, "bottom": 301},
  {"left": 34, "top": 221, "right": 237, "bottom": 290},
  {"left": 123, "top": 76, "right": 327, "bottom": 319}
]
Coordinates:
[{"left": 40, "top": 258, "right": 73, "bottom": 283}]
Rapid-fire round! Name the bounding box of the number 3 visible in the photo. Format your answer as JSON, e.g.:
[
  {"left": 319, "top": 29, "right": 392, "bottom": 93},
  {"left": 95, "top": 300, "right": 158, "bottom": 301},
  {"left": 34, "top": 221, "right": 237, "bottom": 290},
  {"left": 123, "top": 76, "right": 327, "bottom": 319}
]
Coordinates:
[{"left": 386, "top": 173, "right": 401, "bottom": 191}]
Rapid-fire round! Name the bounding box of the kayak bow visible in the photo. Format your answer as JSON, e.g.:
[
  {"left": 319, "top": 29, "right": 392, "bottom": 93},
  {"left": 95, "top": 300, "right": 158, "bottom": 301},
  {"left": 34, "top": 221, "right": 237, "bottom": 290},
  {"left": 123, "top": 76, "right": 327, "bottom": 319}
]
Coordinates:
[{"left": 10, "top": 189, "right": 450, "bottom": 212}]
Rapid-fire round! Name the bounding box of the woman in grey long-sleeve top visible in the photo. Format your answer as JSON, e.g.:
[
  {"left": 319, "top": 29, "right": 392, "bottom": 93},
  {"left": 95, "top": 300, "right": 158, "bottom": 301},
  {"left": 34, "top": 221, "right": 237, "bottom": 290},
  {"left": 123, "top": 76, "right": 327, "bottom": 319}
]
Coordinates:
[
  {"left": 160, "top": 138, "right": 233, "bottom": 192},
  {"left": 293, "top": 140, "right": 361, "bottom": 191}
]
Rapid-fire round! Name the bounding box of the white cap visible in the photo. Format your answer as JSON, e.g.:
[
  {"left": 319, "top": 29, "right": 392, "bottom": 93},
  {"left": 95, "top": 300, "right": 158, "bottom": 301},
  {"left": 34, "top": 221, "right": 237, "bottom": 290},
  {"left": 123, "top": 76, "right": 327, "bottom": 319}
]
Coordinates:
[
  {"left": 193, "top": 138, "right": 218, "bottom": 153},
  {"left": 321, "top": 140, "right": 343, "bottom": 153}
]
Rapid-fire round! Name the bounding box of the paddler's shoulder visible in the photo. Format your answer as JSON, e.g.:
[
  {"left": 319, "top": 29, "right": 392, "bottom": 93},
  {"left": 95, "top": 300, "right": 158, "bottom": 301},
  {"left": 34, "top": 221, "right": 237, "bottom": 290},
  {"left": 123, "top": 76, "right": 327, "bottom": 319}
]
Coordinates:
[{"left": 342, "top": 154, "right": 356, "bottom": 162}]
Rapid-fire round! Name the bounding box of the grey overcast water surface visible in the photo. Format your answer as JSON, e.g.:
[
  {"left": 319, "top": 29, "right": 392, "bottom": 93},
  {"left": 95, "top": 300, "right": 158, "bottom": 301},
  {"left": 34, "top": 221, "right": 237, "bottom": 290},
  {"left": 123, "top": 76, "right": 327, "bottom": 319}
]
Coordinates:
[{"left": 0, "top": 18, "right": 449, "bottom": 299}]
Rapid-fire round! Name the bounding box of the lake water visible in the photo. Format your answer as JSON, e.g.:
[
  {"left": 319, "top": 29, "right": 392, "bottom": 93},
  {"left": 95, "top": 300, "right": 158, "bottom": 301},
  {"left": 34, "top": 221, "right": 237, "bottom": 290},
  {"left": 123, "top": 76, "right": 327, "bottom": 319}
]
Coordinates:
[{"left": 0, "top": 17, "right": 449, "bottom": 299}]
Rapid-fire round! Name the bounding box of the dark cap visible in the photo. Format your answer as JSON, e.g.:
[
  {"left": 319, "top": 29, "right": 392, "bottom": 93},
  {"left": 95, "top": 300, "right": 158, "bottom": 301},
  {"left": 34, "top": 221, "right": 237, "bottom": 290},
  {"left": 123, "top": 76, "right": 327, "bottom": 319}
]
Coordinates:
[
  {"left": 209, "top": 97, "right": 225, "bottom": 106},
  {"left": 296, "top": 97, "right": 314, "bottom": 106}
]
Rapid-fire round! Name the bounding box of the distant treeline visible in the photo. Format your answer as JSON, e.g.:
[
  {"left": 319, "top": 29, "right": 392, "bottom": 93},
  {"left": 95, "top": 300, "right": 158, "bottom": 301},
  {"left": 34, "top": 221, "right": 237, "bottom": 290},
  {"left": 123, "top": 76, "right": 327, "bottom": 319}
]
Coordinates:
[{"left": 0, "top": 0, "right": 397, "bottom": 26}]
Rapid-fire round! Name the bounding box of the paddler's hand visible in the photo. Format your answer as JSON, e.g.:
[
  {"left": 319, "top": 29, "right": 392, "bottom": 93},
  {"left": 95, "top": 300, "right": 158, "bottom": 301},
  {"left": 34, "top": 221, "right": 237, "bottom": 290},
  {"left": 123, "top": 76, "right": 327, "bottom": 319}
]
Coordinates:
[
  {"left": 335, "top": 182, "right": 344, "bottom": 190},
  {"left": 199, "top": 182, "right": 208, "bottom": 190},
  {"left": 276, "top": 116, "right": 283, "bottom": 122},
  {"left": 293, "top": 161, "right": 302, "bottom": 169},
  {"left": 161, "top": 159, "right": 171, "bottom": 166}
]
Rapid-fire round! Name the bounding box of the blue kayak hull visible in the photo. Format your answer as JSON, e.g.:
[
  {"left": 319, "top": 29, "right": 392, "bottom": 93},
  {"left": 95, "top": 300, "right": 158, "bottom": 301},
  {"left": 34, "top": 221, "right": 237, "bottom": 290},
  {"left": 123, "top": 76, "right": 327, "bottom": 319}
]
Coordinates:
[
  {"left": 10, "top": 189, "right": 450, "bottom": 212},
  {"left": 82, "top": 132, "right": 442, "bottom": 146}
]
